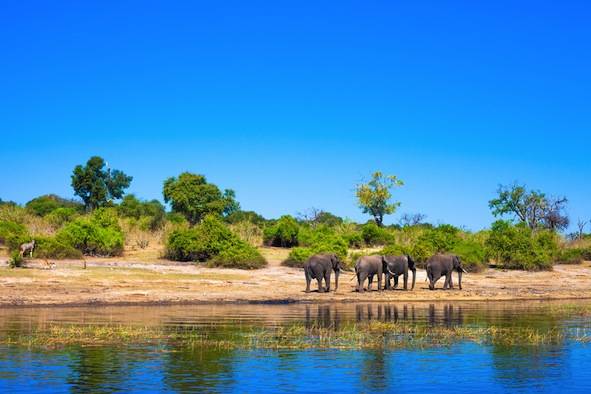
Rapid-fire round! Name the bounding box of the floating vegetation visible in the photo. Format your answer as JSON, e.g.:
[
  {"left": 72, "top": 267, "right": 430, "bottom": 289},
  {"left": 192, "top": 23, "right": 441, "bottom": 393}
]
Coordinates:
[{"left": 2, "top": 319, "right": 590, "bottom": 350}]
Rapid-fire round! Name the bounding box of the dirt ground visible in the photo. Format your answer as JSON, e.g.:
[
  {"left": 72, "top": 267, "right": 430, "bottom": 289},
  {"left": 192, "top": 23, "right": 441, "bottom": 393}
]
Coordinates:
[{"left": 1, "top": 247, "right": 590, "bottom": 307}]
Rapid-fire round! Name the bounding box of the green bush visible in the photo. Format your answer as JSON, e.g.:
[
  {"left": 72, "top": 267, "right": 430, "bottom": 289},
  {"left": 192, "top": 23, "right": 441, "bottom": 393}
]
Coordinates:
[
  {"left": 451, "top": 238, "right": 487, "bottom": 272},
  {"left": 8, "top": 251, "right": 24, "bottom": 268},
  {"left": 360, "top": 222, "right": 394, "bottom": 246},
  {"left": 263, "top": 215, "right": 299, "bottom": 247},
  {"left": 118, "top": 195, "right": 166, "bottom": 231},
  {"left": 225, "top": 210, "right": 267, "bottom": 226},
  {"left": 381, "top": 243, "right": 409, "bottom": 256},
  {"left": 485, "top": 221, "right": 555, "bottom": 271},
  {"left": 25, "top": 194, "right": 83, "bottom": 216},
  {"left": 554, "top": 247, "right": 591, "bottom": 265},
  {"left": 283, "top": 247, "right": 314, "bottom": 268},
  {"left": 34, "top": 237, "right": 83, "bottom": 259},
  {"left": 209, "top": 242, "right": 266, "bottom": 269},
  {"left": 0, "top": 220, "right": 30, "bottom": 251},
  {"left": 46, "top": 207, "right": 79, "bottom": 228},
  {"left": 165, "top": 215, "right": 266, "bottom": 269},
  {"left": 56, "top": 212, "right": 124, "bottom": 257}
]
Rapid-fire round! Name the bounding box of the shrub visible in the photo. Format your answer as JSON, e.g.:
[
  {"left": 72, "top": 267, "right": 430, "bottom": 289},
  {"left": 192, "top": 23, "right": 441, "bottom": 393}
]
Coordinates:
[
  {"left": 25, "top": 194, "right": 84, "bottom": 216},
  {"left": 282, "top": 231, "right": 348, "bottom": 268},
  {"left": 8, "top": 251, "right": 24, "bottom": 268},
  {"left": 555, "top": 248, "right": 585, "bottom": 265},
  {"left": 263, "top": 215, "right": 299, "bottom": 247},
  {"left": 118, "top": 195, "right": 166, "bottom": 231},
  {"left": 34, "top": 237, "right": 83, "bottom": 259},
  {"left": 225, "top": 210, "right": 267, "bottom": 226},
  {"left": 229, "top": 221, "right": 263, "bottom": 246},
  {"left": 56, "top": 213, "right": 124, "bottom": 257},
  {"left": 451, "top": 238, "right": 487, "bottom": 272},
  {"left": 165, "top": 215, "right": 267, "bottom": 269},
  {"left": 485, "top": 221, "right": 555, "bottom": 271},
  {"left": 360, "top": 222, "right": 394, "bottom": 246},
  {"left": 46, "top": 207, "right": 79, "bottom": 228},
  {"left": 209, "top": 242, "right": 266, "bottom": 269},
  {"left": 381, "top": 243, "right": 409, "bottom": 256},
  {"left": 0, "top": 220, "right": 30, "bottom": 251}
]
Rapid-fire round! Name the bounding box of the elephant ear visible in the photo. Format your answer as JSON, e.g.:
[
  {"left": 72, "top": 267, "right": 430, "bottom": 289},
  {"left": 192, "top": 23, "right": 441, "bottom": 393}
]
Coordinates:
[{"left": 406, "top": 255, "right": 416, "bottom": 269}]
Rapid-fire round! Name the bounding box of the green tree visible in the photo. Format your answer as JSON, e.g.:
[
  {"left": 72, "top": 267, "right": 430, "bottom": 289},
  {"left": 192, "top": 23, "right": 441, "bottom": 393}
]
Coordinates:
[
  {"left": 489, "top": 183, "right": 569, "bottom": 231},
  {"left": 71, "top": 156, "right": 132, "bottom": 211},
  {"left": 25, "top": 194, "right": 83, "bottom": 216},
  {"left": 355, "top": 171, "right": 404, "bottom": 226},
  {"left": 162, "top": 172, "right": 239, "bottom": 225}
]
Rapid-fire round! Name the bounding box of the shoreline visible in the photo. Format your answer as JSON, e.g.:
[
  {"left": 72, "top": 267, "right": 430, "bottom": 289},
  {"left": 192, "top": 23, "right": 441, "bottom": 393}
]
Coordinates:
[{"left": 1, "top": 255, "right": 590, "bottom": 308}]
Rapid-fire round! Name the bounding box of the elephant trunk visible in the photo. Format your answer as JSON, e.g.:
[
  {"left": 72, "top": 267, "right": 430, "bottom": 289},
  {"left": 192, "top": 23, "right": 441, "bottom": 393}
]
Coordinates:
[
  {"left": 334, "top": 270, "right": 339, "bottom": 292},
  {"left": 411, "top": 268, "right": 416, "bottom": 290}
]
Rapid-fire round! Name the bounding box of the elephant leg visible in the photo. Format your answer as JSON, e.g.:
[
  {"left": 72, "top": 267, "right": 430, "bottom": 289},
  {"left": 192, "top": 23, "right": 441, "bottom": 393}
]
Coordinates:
[
  {"left": 431, "top": 273, "right": 441, "bottom": 290},
  {"left": 393, "top": 275, "right": 399, "bottom": 289},
  {"left": 358, "top": 272, "right": 368, "bottom": 292},
  {"left": 305, "top": 271, "right": 311, "bottom": 293},
  {"left": 443, "top": 273, "right": 452, "bottom": 290},
  {"left": 449, "top": 273, "right": 454, "bottom": 289},
  {"left": 403, "top": 271, "right": 408, "bottom": 291},
  {"left": 385, "top": 272, "right": 391, "bottom": 290},
  {"left": 324, "top": 271, "right": 331, "bottom": 292},
  {"left": 368, "top": 275, "right": 374, "bottom": 291},
  {"left": 377, "top": 272, "right": 382, "bottom": 292},
  {"left": 317, "top": 277, "right": 324, "bottom": 293}
]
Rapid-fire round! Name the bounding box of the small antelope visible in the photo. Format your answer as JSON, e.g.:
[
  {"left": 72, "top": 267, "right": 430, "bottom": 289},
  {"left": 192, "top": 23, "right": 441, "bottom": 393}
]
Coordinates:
[{"left": 19, "top": 239, "right": 36, "bottom": 258}]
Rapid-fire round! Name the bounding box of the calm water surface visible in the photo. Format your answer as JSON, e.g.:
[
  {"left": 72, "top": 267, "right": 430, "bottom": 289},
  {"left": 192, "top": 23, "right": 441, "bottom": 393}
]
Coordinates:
[{"left": 1, "top": 301, "right": 591, "bottom": 393}]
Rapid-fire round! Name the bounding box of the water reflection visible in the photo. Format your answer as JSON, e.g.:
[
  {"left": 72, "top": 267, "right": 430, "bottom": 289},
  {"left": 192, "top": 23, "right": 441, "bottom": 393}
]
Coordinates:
[{"left": 0, "top": 301, "right": 590, "bottom": 393}]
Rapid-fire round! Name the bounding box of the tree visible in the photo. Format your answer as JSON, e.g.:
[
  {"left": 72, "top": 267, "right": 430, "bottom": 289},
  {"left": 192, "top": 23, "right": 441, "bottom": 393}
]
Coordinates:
[
  {"left": 25, "top": 194, "right": 84, "bottom": 216},
  {"left": 162, "top": 172, "right": 239, "bottom": 225},
  {"left": 489, "top": 183, "right": 568, "bottom": 231},
  {"left": 399, "top": 213, "right": 427, "bottom": 227},
  {"left": 576, "top": 219, "right": 588, "bottom": 239},
  {"left": 71, "top": 156, "right": 132, "bottom": 211},
  {"left": 355, "top": 171, "right": 403, "bottom": 227}
]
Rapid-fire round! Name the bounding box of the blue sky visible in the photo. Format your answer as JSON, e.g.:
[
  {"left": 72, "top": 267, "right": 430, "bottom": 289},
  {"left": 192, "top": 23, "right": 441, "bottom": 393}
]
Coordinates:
[{"left": 1, "top": 1, "right": 590, "bottom": 230}]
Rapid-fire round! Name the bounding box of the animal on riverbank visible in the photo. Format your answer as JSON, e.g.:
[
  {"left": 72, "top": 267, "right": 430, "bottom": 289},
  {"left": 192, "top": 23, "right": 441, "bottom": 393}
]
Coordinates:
[
  {"left": 355, "top": 255, "right": 387, "bottom": 292},
  {"left": 19, "top": 240, "right": 36, "bottom": 258},
  {"left": 304, "top": 253, "right": 343, "bottom": 293},
  {"left": 384, "top": 254, "right": 416, "bottom": 291},
  {"left": 426, "top": 254, "right": 466, "bottom": 290}
]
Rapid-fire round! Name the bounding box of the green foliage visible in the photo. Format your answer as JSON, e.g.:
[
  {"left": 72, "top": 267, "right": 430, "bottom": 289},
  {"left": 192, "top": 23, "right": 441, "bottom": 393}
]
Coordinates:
[
  {"left": 166, "top": 212, "right": 189, "bottom": 225},
  {"left": 25, "top": 194, "right": 84, "bottom": 217},
  {"left": 225, "top": 210, "right": 267, "bottom": 226},
  {"left": 451, "top": 238, "right": 487, "bottom": 272},
  {"left": 71, "top": 156, "right": 133, "bottom": 211},
  {"left": 555, "top": 248, "right": 586, "bottom": 265},
  {"left": 0, "top": 198, "right": 17, "bottom": 207},
  {"left": 209, "top": 242, "right": 266, "bottom": 269},
  {"left": 263, "top": 215, "right": 300, "bottom": 247},
  {"left": 485, "top": 220, "right": 556, "bottom": 271},
  {"left": 118, "top": 195, "right": 166, "bottom": 231},
  {"left": 355, "top": 171, "right": 404, "bottom": 226},
  {"left": 8, "top": 251, "right": 24, "bottom": 268},
  {"left": 283, "top": 226, "right": 348, "bottom": 268},
  {"left": 0, "top": 220, "right": 30, "bottom": 251},
  {"left": 34, "top": 237, "right": 83, "bottom": 259},
  {"left": 56, "top": 209, "right": 124, "bottom": 256},
  {"left": 381, "top": 243, "right": 409, "bottom": 256},
  {"left": 165, "top": 215, "right": 266, "bottom": 269},
  {"left": 163, "top": 172, "right": 239, "bottom": 225},
  {"left": 360, "top": 222, "right": 394, "bottom": 246},
  {"left": 45, "top": 207, "right": 79, "bottom": 228}
]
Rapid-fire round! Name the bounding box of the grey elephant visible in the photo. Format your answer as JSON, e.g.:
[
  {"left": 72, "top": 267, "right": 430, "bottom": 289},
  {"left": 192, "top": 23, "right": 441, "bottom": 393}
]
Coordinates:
[
  {"left": 304, "top": 253, "right": 343, "bottom": 293},
  {"left": 355, "top": 255, "right": 388, "bottom": 292},
  {"left": 426, "top": 253, "right": 467, "bottom": 290},
  {"left": 384, "top": 255, "right": 416, "bottom": 291}
]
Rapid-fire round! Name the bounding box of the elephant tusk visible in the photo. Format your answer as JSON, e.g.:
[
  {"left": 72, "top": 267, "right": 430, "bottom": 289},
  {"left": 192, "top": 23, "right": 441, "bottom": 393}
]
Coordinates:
[
  {"left": 461, "top": 268, "right": 467, "bottom": 273},
  {"left": 387, "top": 268, "right": 396, "bottom": 276}
]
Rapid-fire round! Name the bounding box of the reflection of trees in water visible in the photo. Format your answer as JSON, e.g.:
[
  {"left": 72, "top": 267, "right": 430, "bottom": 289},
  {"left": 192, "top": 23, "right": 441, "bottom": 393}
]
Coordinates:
[
  {"left": 359, "top": 349, "right": 388, "bottom": 392},
  {"left": 65, "top": 347, "right": 134, "bottom": 393},
  {"left": 162, "top": 330, "right": 236, "bottom": 393}
]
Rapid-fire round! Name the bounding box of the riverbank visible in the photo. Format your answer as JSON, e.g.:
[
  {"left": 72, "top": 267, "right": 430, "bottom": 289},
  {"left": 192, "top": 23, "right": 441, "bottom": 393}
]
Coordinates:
[{"left": 1, "top": 247, "right": 590, "bottom": 307}]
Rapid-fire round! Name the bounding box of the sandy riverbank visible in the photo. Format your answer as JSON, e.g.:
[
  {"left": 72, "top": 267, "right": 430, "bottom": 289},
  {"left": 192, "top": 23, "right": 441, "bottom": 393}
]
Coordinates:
[{"left": 1, "top": 246, "right": 590, "bottom": 307}]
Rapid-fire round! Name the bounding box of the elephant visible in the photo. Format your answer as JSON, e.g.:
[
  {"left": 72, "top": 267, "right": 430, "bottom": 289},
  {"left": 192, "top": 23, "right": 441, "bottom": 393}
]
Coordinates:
[
  {"left": 355, "top": 255, "right": 387, "bottom": 292},
  {"left": 426, "top": 253, "right": 467, "bottom": 290},
  {"left": 304, "top": 253, "right": 343, "bottom": 293},
  {"left": 384, "top": 255, "right": 416, "bottom": 291}
]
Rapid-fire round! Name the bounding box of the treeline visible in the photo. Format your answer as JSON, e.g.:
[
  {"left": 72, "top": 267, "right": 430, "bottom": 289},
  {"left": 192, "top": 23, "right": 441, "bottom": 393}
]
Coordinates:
[{"left": 1, "top": 156, "right": 590, "bottom": 270}]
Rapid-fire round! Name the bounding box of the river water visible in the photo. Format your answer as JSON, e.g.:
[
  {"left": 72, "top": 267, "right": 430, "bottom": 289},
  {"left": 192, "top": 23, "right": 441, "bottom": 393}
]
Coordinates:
[{"left": 1, "top": 301, "right": 591, "bottom": 393}]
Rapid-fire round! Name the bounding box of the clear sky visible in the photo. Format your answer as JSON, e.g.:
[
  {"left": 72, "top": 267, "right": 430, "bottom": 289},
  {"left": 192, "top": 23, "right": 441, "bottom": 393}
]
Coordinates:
[{"left": 1, "top": 1, "right": 590, "bottom": 231}]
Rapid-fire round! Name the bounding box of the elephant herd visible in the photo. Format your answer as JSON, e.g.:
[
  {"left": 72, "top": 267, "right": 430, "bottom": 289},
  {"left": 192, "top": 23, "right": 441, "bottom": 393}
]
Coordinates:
[{"left": 303, "top": 253, "right": 467, "bottom": 293}]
